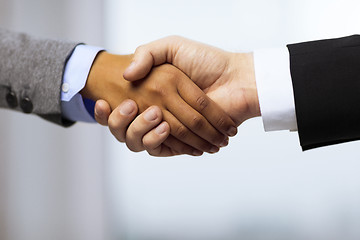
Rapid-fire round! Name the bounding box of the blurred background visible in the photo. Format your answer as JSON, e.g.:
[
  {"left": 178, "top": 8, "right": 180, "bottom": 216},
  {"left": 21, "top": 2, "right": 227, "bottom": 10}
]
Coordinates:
[{"left": 1, "top": 0, "right": 360, "bottom": 240}]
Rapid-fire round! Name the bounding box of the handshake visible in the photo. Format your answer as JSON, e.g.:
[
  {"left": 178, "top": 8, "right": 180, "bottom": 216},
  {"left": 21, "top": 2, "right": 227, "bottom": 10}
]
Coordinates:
[{"left": 82, "top": 36, "right": 261, "bottom": 157}]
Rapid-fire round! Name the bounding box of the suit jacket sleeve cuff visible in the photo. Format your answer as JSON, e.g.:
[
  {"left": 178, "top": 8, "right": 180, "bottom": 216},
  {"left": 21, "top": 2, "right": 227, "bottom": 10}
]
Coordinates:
[
  {"left": 254, "top": 47, "right": 298, "bottom": 132},
  {"left": 61, "top": 44, "right": 104, "bottom": 122}
]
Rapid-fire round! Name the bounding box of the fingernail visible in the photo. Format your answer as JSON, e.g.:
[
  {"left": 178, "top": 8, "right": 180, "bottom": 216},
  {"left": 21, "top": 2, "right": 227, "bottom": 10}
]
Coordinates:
[
  {"left": 144, "top": 107, "right": 158, "bottom": 121},
  {"left": 227, "top": 126, "right": 237, "bottom": 137},
  {"left": 119, "top": 101, "right": 135, "bottom": 115},
  {"left": 220, "top": 139, "right": 228, "bottom": 147},
  {"left": 155, "top": 122, "right": 167, "bottom": 135},
  {"left": 124, "top": 61, "right": 136, "bottom": 76},
  {"left": 209, "top": 146, "right": 219, "bottom": 153},
  {"left": 192, "top": 150, "right": 203, "bottom": 156}
]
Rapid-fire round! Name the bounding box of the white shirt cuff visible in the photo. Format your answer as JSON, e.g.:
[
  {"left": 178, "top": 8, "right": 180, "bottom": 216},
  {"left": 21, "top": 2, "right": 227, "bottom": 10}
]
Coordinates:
[
  {"left": 61, "top": 44, "right": 104, "bottom": 122},
  {"left": 254, "top": 47, "right": 298, "bottom": 131}
]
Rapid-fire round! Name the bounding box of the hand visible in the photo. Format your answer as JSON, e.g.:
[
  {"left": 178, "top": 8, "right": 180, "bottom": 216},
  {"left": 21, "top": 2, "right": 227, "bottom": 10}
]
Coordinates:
[
  {"left": 83, "top": 52, "right": 236, "bottom": 155},
  {"left": 123, "top": 36, "right": 261, "bottom": 126},
  {"left": 95, "top": 99, "right": 184, "bottom": 157}
]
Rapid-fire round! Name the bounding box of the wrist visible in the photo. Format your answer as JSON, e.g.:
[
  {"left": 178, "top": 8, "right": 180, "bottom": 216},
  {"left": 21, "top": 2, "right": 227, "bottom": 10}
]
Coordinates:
[
  {"left": 81, "top": 52, "right": 133, "bottom": 108},
  {"left": 231, "top": 52, "right": 260, "bottom": 120}
]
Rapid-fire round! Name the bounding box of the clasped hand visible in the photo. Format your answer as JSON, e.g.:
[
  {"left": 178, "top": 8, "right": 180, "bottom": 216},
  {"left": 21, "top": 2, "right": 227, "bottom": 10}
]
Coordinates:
[
  {"left": 88, "top": 37, "right": 260, "bottom": 157},
  {"left": 81, "top": 49, "right": 238, "bottom": 156}
]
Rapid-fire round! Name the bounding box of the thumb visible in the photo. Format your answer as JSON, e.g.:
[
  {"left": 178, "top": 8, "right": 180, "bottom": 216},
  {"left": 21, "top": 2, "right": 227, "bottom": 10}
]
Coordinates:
[
  {"left": 123, "top": 36, "right": 182, "bottom": 81},
  {"left": 123, "top": 54, "right": 154, "bottom": 81}
]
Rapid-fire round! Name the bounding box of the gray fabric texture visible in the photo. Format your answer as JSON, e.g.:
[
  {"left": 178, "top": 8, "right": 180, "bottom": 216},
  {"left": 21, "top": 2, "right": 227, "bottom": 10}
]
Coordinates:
[{"left": 0, "top": 28, "right": 79, "bottom": 126}]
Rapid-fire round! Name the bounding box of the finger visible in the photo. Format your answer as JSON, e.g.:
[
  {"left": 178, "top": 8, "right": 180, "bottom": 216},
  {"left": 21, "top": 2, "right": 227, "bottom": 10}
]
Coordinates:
[
  {"left": 130, "top": 121, "right": 178, "bottom": 157},
  {"left": 177, "top": 79, "right": 238, "bottom": 137},
  {"left": 146, "top": 143, "right": 175, "bottom": 157},
  {"left": 166, "top": 94, "right": 228, "bottom": 147},
  {"left": 143, "top": 121, "right": 182, "bottom": 157},
  {"left": 144, "top": 122, "right": 173, "bottom": 157},
  {"left": 163, "top": 110, "right": 219, "bottom": 154},
  {"left": 145, "top": 141, "right": 200, "bottom": 157},
  {"left": 142, "top": 121, "right": 170, "bottom": 151},
  {"left": 125, "top": 106, "right": 163, "bottom": 152},
  {"left": 162, "top": 135, "right": 203, "bottom": 156},
  {"left": 94, "top": 100, "right": 112, "bottom": 126},
  {"left": 107, "top": 99, "right": 138, "bottom": 143},
  {"left": 123, "top": 36, "right": 182, "bottom": 81}
]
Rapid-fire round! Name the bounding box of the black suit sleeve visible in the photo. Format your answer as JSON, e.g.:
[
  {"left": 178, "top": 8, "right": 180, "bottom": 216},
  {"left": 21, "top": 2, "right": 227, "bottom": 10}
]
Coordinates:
[{"left": 287, "top": 35, "right": 360, "bottom": 150}]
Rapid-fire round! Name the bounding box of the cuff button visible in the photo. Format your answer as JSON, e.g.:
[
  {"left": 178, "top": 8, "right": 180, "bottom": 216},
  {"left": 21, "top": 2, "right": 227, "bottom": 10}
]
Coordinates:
[
  {"left": 62, "top": 83, "right": 70, "bottom": 93},
  {"left": 20, "top": 97, "right": 33, "bottom": 114},
  {"left": 6, "top": 91, "right": 18, "bottom": 108}
]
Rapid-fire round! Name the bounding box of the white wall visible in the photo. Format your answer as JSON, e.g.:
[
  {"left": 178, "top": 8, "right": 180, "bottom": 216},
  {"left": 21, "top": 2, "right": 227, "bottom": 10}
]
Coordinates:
[{"left": 104, "top": 0, "right": 360, "bottom": 239}]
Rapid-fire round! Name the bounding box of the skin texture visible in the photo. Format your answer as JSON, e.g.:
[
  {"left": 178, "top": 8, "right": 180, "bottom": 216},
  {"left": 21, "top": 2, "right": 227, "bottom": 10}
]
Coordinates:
[
  {"left": 95, "top": 36, "right": 261, "bottom": 156},
  {"left": 123, "top": 36, "right": 260, "bottom": 125},
  {"left": 95, "top": 99, "right": 177, "bottom": 156},
  {"left": 82, "top": 51, "right": 236, "bottom": 156}
]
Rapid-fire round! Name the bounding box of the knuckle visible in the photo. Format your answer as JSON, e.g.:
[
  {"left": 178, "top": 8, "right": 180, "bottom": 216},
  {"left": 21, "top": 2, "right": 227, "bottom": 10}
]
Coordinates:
[
  {"left": 190, "top": 115, "right": 206, "bottom": 130},
  {"left": 146, "top": 80, "right": 168, "bottom": 96},
  {"left": 147, "top": 145, "right": 163, "bottom": 157},
  {"left": 125, "top": 141, "right": 142, "bottom": 152},
  {"left": 167, "top": 35, "right": 183, "bottom": 42},
  {"left": 175, "top": 125, "right": 189, "bottom": 139},
  {"left": 129, "top": 124, "right": 143, "bottom": 137},
  {"left": 108, "top": 119, "right": 126, "bottom": 142},
  {"left": 178, "top": 146, "right": 191, "bottom": 154},
  {"left": 135, "top": 44, "right": 145, "bottom": 53},
  {"left": 199, "top": 142, "right": 213, "bottom": 152},
  {"left": 153, "top": 84, "right": 167, "bottom": 97},
  {"left": 110, "top": 128, "right": 125, "bottom": 143},
  {"left": 142, "top": 137, "right": 154, "bottom": 150},
  {"left": 210, "top": 134, "right": 223, "bottom": 145},
  {"left": 108, "top": 117, "right": 119, "bottom": 130},
  {"left": 196, "top": 96, "right": 209, "bottom": 111},
  {"left": 216, "top": 116, "right": 227, "bottom": 129}
]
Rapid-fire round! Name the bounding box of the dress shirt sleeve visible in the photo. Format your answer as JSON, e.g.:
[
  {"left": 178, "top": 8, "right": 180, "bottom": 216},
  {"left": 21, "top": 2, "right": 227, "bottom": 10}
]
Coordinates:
[
  {"left": 61, "top": 44, "right": 104, "bottom": 122},
  {"left": 253, "top": 47, "right": 298, "bottom": 131}
]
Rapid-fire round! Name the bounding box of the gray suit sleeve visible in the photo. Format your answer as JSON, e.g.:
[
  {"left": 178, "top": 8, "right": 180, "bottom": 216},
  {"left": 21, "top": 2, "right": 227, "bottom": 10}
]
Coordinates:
[{"left": 0, "top": 28, "right": 80, "bottom": 126}]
